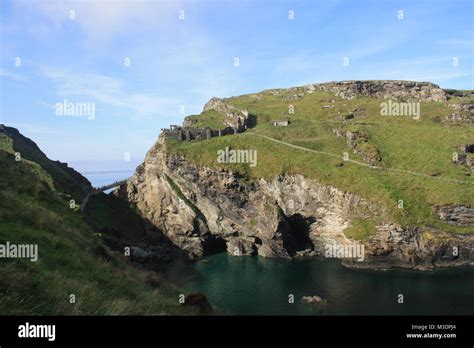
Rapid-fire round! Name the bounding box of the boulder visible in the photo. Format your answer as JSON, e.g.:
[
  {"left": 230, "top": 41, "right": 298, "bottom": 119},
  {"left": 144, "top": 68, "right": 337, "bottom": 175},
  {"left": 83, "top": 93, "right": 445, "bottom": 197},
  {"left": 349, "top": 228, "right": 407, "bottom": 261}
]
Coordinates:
[
  {"left": 302, "top": 295, "right": 327, "bottom": 305},
  {"left": 183, "top": 293, "right": 213, "bottom": 315}
]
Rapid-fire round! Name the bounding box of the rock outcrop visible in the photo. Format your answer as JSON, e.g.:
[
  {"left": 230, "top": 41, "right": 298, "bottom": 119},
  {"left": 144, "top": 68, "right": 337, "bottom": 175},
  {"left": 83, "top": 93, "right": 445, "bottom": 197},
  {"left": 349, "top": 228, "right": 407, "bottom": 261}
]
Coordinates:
[
  {"left": 433, "top": 205, "right": 474, "bottom": 227},
  {"left": 123, "top": 140, "right": 474, "bottom": 270},
  {"left": 313, "top": 80, "right": 447, "bottom": 102},
  {"left": 265, "top": 80, "right": 447, "bottom": 102},
  {"left": 202, "top": 97, "right": 250, "bottom": 129},
  {"left": 447, "top": 102, "right": 474, "bottom": 123},
  {"left": 345, "top": 130, "right": 382, "bottom": 166}
]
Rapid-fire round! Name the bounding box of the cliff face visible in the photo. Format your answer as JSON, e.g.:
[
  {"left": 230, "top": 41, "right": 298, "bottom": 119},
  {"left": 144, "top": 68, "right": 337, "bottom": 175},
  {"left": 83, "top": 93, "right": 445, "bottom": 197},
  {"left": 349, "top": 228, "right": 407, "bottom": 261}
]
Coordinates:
[
  {"left": 124, "top": 141, "right": 473, "bottom": 270},
  {"left": 123, "top": 80, "right": 473, "bottom": 270}
]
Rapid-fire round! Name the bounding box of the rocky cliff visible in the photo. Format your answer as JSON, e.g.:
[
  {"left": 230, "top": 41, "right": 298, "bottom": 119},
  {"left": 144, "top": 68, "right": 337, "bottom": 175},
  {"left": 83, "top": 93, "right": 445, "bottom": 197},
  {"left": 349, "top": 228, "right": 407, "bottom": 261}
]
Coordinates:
[
  {"left": 122, "top": 80, "right": 474, "bottom": 271},
  {"left": 123, "top": 141, "right": 473, "bottom": 271}
]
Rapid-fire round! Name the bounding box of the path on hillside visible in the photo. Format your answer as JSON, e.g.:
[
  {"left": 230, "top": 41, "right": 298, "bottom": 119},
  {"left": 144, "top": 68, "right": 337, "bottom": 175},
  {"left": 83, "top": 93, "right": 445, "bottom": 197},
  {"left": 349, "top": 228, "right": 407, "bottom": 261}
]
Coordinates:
[{"left": 245, "top": 132, "right": 474, "bottom": 185}]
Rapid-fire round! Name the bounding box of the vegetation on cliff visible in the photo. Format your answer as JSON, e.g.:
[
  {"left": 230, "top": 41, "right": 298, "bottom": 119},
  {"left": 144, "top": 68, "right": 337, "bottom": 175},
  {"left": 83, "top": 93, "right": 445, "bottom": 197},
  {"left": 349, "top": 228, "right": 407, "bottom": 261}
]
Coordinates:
[
  {"left": 0, "top": 126, "right": 195, "bottom": 315},
  {"left": 166, "top": 82, "right": 474, "bottom": 237}
]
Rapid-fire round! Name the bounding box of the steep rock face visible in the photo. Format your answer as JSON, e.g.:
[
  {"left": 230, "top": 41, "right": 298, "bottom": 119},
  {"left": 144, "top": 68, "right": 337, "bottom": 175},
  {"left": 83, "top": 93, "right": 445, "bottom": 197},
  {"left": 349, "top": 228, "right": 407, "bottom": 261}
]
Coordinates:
[{"left": 124, "top": 142, "right": 474, "bottom": 270}]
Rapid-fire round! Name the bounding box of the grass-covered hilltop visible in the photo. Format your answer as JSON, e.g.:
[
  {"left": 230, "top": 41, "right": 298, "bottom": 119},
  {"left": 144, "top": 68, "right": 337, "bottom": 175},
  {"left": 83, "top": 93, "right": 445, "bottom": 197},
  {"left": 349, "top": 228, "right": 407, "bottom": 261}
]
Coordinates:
[
  {"left": 120, "top": 80, "right": 473, "bottom": 270},
  {"left": 0, "top": 125, "right": 200, "bottom": 315},
  {"left": 166, "top": 80, "right": 473, "bottom": 234}
]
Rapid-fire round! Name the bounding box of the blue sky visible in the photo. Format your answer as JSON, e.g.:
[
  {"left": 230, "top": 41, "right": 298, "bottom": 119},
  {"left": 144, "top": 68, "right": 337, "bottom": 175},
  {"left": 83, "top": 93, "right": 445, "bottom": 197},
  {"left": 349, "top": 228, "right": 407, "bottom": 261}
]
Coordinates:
[{"left": 0, "top": 0, "right": 472, "bottom": 168}]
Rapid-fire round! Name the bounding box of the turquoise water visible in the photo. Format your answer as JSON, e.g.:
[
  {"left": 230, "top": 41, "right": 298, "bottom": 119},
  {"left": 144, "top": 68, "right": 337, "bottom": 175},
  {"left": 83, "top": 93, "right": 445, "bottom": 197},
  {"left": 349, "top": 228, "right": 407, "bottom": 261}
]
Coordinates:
[
  {"left": 79, "top": 170, "right": 474, "bottom": 315},
  {"left": 173, "top": 253, "right": 474, "bottom": 315}
]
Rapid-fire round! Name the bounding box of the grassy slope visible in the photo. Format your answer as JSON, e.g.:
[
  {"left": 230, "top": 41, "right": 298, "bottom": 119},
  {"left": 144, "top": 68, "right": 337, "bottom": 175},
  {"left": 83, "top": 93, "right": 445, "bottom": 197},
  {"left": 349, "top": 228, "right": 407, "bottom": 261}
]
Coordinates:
[
  {"left": 167, "top": 89, "right": 474, "bottom": 236},
  {"left": 0, "top": 137, "right": 195, "bottom": 315},
  {"left": 185, "top": 110, "right": 226, "bottom": 129},
  {"left": 0, "top": 127, "right": 90, "bottom": 201}
]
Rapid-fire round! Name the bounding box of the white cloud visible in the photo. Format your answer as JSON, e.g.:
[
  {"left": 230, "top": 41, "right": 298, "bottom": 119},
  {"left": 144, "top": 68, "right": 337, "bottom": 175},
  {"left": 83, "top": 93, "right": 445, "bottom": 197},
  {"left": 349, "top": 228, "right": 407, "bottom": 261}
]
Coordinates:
[
  {"left": 0, "top": 68, "right": 28, "bottom": 82},
  {"left": 16, "top": 0, "right": 183, "bottom": 44},
  {"left": 40, "top": 67, "right": 181, "bottom": 117},
  {"left": 434, "top": 39, "right": 472, "bottom": 46}
]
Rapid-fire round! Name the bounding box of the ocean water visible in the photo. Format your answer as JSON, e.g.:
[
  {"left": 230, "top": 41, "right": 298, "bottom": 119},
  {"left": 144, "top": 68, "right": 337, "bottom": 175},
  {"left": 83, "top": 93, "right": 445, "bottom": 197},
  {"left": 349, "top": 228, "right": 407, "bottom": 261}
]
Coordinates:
[
  {"left": 82, "top": 170, "right": 134, "bottom": 189},
  {"left": 71, "top": 159, "right": 140, "bottom": 189},
  {"left": 173, "top": 253, "right": 474, "bottom": 315},
  {"left": 78, "top": 168, "right": 474, "bottom": 316}
]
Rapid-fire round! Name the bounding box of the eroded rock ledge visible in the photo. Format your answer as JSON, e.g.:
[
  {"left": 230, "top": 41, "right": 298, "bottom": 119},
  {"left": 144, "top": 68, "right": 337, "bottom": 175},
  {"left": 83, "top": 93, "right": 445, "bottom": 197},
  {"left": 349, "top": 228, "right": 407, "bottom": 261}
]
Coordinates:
[{"left": 123, "top": 141, "right": 474, "bottom": 271}]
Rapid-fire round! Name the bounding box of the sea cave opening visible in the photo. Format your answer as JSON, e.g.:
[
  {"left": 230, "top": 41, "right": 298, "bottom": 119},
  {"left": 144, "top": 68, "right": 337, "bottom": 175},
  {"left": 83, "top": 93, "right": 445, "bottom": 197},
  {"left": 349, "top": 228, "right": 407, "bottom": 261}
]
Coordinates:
[
  {"left": 203, "top": 236, "right": 228, "bottom": 256},
  {"left": 282, "top": 214, "right": 315, "bottom": 256}
]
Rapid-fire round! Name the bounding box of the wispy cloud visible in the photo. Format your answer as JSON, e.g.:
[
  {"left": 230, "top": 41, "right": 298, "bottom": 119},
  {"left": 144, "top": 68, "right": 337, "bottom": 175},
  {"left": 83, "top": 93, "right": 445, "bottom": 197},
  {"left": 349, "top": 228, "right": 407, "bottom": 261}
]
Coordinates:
[
  {"left": 8, "top": 122, "right": 60, "bottom": 135},
  {"left": 40, "top": 67, "right": 181, "bottom": 118},
  {"left": 434, "top": 39, "right": 472, "bottom": 46},
  {"left": 16, "top": 0, "right": 183, "bottom": 44},
  {"left": 0, "top": 68, "right": 28, "bottom": 82}
]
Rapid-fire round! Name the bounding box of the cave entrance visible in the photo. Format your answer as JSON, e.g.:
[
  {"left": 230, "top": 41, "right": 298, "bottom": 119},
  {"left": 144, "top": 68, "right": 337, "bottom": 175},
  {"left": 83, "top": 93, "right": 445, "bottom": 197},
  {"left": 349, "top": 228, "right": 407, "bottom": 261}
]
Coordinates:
[
  {"left": 282, "top": 214, "right": 315, "bottom": 256},
  {"left": 203, "top": 235, "right": 228, "bottom": 256}
]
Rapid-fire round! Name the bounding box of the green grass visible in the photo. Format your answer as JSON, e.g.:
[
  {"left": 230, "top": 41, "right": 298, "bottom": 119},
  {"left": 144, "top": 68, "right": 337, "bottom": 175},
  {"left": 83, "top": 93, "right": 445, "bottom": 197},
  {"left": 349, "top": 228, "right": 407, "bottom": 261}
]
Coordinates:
[
  {"left": 167, "top": 89, "right": 474, "bottom": 237},
  {"left": 0, "top": 149, "right": 196, "bottom": 315},
  {"left": 1, "top": 126, "right": 90, "bottom": 201},
  {"left": 185, "top": 110, "right": 226, "bottom": 129},
  {"left": 343, "top": 218, "right": 377, "bottom": 240},
  {"left": 0, "top": 133, "right": 14, "bottom": 152},
  {"left": 84, "top": 193, "right": 148, "bottom": 241}
]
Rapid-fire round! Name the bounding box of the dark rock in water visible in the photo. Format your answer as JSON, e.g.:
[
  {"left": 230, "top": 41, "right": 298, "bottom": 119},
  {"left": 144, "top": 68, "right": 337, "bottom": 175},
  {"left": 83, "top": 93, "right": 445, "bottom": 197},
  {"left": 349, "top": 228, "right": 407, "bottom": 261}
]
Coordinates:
[
  {"left": 302, "top": 295, "right": 327, "bottom": 305},
  {"left": 184, "top": 293, "right": 213, "bottom": 315}
]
